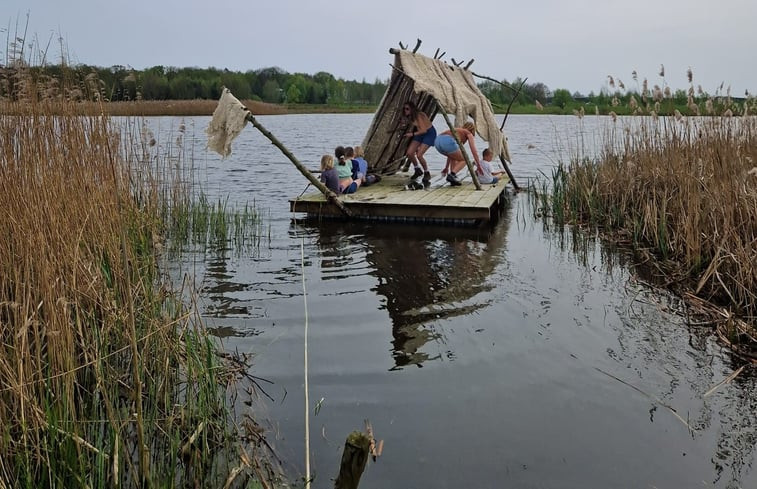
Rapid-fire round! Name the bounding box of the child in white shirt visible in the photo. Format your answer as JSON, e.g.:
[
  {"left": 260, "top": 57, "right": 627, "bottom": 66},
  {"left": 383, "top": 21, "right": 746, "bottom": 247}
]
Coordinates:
[{"left": 478, "top": 147, "right": 505, "bottom": 185}]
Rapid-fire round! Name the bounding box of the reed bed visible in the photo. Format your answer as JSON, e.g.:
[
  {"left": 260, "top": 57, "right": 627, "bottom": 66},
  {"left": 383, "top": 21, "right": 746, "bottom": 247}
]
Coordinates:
[
  {"left": 0, "top": 96, "right": 278, "bottom": 487},
  {"left": 533, "top": 114, "right": 757, "bottom": 359}
]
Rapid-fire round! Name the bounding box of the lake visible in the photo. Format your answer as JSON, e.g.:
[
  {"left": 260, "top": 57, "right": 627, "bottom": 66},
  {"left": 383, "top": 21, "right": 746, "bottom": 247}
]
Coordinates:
[{"left": 150, "top": 113, "right": 756, "bottom": 489}]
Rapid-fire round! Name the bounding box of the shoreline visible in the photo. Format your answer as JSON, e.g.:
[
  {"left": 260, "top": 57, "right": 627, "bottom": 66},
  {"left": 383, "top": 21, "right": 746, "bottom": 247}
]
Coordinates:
[
  {"left": 2, "top": 98, "right": 733, "bottom": 117},
  {"left": 0, "top": 99, "right": 638, "bottom": 117}
]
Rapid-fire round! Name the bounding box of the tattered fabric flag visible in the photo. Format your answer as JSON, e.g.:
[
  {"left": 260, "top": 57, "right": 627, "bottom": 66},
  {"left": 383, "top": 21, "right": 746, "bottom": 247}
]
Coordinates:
[{"left": 206, "top": 88, "right": 249, "bottom": 158}]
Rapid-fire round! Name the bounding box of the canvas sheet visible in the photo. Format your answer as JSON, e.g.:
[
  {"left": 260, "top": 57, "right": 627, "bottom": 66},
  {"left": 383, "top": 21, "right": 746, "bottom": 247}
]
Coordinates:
[{"left": 398, "top": 50, "right": 511, "bottom": 161}]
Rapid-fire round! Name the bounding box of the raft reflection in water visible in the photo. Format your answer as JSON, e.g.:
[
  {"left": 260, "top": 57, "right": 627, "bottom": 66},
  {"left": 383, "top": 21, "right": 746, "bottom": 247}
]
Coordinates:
[{"left": 306, "top": 214, "right": 511, "bottom": 370}]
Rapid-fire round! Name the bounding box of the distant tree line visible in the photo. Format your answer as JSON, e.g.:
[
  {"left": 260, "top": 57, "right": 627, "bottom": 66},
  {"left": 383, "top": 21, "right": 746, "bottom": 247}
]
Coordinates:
[
  {"left": 477, "top": 78, "right": 550, "bottom": 108},
  {"left": 1, "top": 62, "right": 559, "bottom": 108},
  {"left": 2, "top": 61, "right": 553, "bottom": 106},
  {"left": 2, "top": 62, "right": 751, "bottom": 116},
  {"left": 0, "top": 64, "right": 389, "bottom": 105}
]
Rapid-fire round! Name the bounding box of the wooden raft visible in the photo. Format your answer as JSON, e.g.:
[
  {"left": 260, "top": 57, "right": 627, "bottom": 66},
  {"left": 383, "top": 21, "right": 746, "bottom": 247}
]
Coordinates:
[{"left": 289, "top": 173, "right": 509, "bottom": 225}]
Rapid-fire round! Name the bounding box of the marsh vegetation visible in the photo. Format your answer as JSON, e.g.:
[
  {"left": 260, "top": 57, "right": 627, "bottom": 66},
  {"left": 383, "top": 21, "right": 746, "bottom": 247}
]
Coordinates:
[
  {"left": 0, "top": 71, "right": 277, "bottom": 487},
  {"left": 532, "top": 110, "right": 757, "bottom": 360}
]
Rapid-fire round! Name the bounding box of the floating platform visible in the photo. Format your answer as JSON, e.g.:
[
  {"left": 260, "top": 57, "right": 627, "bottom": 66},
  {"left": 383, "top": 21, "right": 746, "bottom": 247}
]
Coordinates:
[{"left": 289, "top": 172, "right": 510, "bottom": 226}]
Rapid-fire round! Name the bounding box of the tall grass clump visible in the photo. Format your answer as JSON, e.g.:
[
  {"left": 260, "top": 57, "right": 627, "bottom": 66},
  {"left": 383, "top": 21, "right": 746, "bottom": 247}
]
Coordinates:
[
  {"left": 170, "top": 192, "right": 268, "bottom": 254},
  {"left": 120, "top": 117, "right": 269, "bottom": 257},
  {"left": 535, "top": 113, "right": 757, "bottom": 354},
  {"left": 0, "top": 75, "right": 278, "bottom": 487}
]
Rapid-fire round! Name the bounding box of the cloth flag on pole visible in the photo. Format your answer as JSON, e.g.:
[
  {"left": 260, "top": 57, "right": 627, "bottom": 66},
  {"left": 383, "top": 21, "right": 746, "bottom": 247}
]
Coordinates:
[{"left": 206, "top": 88, "right": 249, "bottom": 158}]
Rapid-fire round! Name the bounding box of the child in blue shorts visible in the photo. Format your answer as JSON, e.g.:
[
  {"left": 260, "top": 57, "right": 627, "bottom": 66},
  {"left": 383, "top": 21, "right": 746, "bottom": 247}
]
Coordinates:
[
  {"left": 435, "top": 122, "right": 482, "bottom": 186},
  {"left": 401, "top": 101, "right": 436, "bottom": 186}
]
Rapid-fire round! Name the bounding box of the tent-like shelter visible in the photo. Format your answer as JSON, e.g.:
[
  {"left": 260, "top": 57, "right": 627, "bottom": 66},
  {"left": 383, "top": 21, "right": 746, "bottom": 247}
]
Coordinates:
[
  {"left": 361, "top": 46, "right": 513, "bottom": 178},
  {"left": 207, "top": 42, "right": 518, "bottom": 224}
]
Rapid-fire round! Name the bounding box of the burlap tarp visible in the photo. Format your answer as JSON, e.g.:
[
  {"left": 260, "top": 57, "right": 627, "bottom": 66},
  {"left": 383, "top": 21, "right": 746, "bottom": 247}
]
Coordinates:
[{"left": 398, "top": 50, "right": 511, "bottom": 161}]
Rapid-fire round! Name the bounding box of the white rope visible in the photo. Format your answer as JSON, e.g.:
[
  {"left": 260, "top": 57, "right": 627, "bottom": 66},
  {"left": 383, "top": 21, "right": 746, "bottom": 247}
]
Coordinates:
[{"left": 301, "top": 238, "right": 311, "bottom": 489}]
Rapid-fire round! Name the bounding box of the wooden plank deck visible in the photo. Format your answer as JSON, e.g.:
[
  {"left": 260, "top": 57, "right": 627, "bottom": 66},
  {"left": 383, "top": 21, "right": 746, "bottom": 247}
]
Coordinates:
[{"left": 289, "top": 172, "right": 510, "bottom": 225}]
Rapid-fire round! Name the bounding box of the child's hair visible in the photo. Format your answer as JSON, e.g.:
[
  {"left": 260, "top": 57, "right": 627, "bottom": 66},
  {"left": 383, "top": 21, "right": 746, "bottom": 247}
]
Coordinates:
[
  {"left": 320, "top": 154, "right": 334, "bottom": 171},
  {"left": 345, "top": 146, "right": 355, "bottom": 158},
  {"left": 463, "top": 121, "right": 476, "bottom": 133},
  {"left": 482, "top": 148, "right": 492, "bottom": 159},
  {"left": 335, "top": 145, "right": 346, "bottom": 165},
  {"left": 354, "top": 146, "right": 365, "bottom": 157}
]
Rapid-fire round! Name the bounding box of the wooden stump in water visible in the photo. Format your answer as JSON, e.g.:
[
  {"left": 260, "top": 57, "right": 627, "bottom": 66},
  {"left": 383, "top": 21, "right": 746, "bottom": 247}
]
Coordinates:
[{"left": 334, "top": 431, "right": 371, "bottom": 489}]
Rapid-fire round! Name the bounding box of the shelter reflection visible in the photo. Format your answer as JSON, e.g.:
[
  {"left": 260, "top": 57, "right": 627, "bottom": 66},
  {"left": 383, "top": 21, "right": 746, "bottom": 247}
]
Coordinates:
[{"left": 302, "top": 212, "right": 511, "bottom": 370}]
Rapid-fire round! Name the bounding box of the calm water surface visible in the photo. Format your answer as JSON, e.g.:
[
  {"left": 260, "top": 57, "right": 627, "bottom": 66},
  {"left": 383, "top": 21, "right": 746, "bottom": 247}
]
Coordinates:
[{"left": 151, "top": 114, "right": 755, "bottom": 489}]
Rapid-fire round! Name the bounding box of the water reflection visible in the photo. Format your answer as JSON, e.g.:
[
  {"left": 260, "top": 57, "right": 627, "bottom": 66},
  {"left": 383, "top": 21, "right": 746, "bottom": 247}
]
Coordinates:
[
  {"left": 546, "top": 216, "right": 757, "bottom": 487},
  {"left": 712, "top": 367, "right": 757, "bottom": 486},
  {"left": 297, "top": 210, "right": 511, "bottom": 370},
  {"left": 203, "top": 250, "right": 252, "bottom": 318}
]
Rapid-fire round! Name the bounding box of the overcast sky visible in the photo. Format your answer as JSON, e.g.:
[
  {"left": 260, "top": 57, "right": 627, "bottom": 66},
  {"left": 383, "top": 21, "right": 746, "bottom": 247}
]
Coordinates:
[{"left": 4, "top": 0, "right": 755, "bottom": 97}]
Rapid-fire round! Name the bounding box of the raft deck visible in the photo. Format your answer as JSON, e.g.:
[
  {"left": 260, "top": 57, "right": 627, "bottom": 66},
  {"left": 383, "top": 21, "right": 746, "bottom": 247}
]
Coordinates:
[{"left": 289, "top": 172, "right": 510, "bottom": 225}]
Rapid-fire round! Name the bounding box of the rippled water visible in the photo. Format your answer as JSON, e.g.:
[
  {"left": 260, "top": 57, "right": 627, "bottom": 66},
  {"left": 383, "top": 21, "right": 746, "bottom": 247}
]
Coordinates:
[{"left": 150, "top": 114, "right": 755, "bottom": 489}]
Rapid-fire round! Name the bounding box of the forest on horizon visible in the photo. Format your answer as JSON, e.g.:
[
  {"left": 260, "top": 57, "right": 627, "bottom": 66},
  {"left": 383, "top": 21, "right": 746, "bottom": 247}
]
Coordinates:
[{"left": 1, "top": 62, "right": 749, "bottom": 116}]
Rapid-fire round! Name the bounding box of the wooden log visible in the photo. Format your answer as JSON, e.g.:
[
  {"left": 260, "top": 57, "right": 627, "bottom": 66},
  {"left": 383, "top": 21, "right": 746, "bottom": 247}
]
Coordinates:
[
  {"left": 244, "top": 112, "right": 352, "bottom": 217},
  {"left": 439, "top": 109, "right": 482, "bottom": 190},
  {"left": 334, "top": 431, "right": 371, "bottom": 489}
]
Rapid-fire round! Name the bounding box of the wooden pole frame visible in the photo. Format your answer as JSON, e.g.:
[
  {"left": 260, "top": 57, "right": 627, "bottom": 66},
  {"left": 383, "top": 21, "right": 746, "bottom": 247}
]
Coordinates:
[
  {"left": 439, "top": 109, "right": 482, "bottom": 190},
  {"left": 498, "top": 153, "right": 520, "bottom": 191},
  {"left": 244, "top": 112, "right": 352, "bottom": 217},
  {"left": 470, "top": 72, "right": 523, "bottom": 191}
]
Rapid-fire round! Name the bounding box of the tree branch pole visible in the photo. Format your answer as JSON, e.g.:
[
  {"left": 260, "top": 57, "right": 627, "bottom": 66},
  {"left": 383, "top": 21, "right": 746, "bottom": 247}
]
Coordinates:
[
  {"left": 494, "top": 77, "right": 523, "bottom": 190},
  {"left": 498, "top": 153, "right": 520, "bottom": 191},
  {"left": 244, "top": 112, "right": 352, "bottom": 217},
  {"left": 469, "top": 73, "right": 524, "bottom": 191},
  {"left": 470, "top": 72, "right": 527, "bottom": 128},
  {"left": 439, "top": 109, "right": 482, "bottom": 190},
  {"left": 471, "top": 71, "right": 521, "bottom": 94},
  {"left": 498, "top": 78, "right": 528, "bottom": 130}
]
